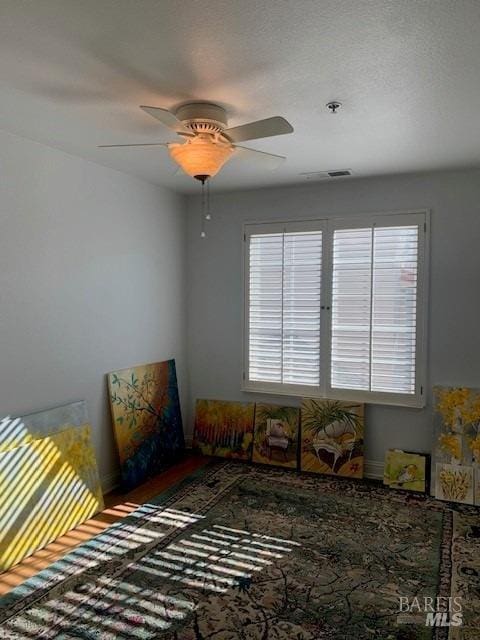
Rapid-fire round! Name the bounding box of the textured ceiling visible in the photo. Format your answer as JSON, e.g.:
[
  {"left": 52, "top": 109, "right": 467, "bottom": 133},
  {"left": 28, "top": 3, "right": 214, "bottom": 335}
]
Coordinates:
[{"left": 1, "top": 0, "right": 479, "bottom": 193}]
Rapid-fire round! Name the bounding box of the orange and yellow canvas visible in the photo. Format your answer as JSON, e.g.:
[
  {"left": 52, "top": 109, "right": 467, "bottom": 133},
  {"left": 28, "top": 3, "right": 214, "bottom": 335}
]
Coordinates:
[
  {"left": 0, "top": 424, "right": 103, "bottom": 571},
  {"left": 193, "top": 399, "right": 255, "bottom": 460}
]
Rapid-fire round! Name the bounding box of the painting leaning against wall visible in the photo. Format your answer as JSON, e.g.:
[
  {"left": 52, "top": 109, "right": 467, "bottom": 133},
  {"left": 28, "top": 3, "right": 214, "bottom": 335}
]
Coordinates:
[
  {"left": 252, "top": 404, "right": 300, "bottom": 469},
  {"left": 300, "top": 398, "right": 364, "bottom": 478},
  {"left": 383, "top": 449, "right": 429, "bottom": 493},
  {"left": 432, "top": 386, "right": 480, "bottom": 505},
  {"left": 0, "top": 423, "right": 103, "bottom": 572},
  {"left": 0, "top": 400, "right": 90, "bottom": 454},
  {"left": 108, "top": 359, "right": 184, "bottom": 491},
  {"left": 193, "top": 399, "right": 255, "bottom": 460}
]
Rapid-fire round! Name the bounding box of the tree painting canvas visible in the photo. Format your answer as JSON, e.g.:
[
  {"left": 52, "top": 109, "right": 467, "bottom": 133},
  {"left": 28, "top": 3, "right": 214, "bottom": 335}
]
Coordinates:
[
  {"left": 108, "top": 359, "right": 184, "bottom": 491},
  {"left": 300, "top": 398, "right": 364, "bottom": 478},
  {"left": 383, "top": 449, "right": 429, "bottom": 493},
  {"left": 252, "top": 404, "right": 300, "bottom": 469},
  {"left": 193, "top": 400, "right": 255, "bottom": 460},
  {"left": 432, "top": 386, "right": 480, "bottom": 504}
]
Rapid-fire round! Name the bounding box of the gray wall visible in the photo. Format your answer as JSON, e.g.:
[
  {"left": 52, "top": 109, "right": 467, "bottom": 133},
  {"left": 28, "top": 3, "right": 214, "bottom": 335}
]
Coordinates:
[
  {"left": 0, "top": 130, "right": 187, "bottom": 490},
  {"left": 186, "top": 169, "right": 480, "bottom": 469}
]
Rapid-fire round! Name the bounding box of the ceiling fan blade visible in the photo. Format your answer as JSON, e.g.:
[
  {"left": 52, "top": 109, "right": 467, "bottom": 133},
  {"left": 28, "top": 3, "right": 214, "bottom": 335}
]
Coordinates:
[
  {"left": 98, "top": 142, "right": 170, "bottom": 148},
  {"left": 140, "top": 105, "right": 191, "bottom": 135},
  {"left": 224, "top": 116, "right": 293, "bottom": 143},
  {"left": 234, "top": 145, "right": 286, "bottom": 170}
]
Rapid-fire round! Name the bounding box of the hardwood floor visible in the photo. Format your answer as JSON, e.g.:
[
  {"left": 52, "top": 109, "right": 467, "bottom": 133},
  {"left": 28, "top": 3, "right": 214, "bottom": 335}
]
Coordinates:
[{"left": 0, "top": 454, "right": 209, "bottom": 596}]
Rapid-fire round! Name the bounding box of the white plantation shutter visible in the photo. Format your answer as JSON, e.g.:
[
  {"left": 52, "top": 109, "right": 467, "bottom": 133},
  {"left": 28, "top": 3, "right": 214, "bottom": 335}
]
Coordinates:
[
  {"left": 283, "top": 232, "right": 322, "bottom": 384},
  {"left": 331, "top": 228, "right": 372, "bottom": 391},
  {"left": 248, "top": 232, "right": 283, "bottom": 383},
  {"left": 371, "top": 225, "right": 419, "bottom": 394},
  {"left": 244, "top": 212, "right": 427, "bottom": 406},
  {"left": 246, "top": 223, "right": 323, "bottom": 391},
  {"left": 330, "top": 222, "right": 422, "bottom": 397}
]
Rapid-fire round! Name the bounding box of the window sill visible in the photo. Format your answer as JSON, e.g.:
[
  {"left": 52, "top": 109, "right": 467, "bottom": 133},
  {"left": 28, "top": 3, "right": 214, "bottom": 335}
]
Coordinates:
[{"left": 242, "top": 382, "right": 426, "bottom": 409}]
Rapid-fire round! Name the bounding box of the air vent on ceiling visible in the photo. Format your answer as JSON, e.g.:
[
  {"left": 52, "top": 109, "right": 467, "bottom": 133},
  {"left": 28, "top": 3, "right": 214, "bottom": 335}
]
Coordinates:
[
  {"left": 300, "top": 169, "right": 353, "bottom": 180},
  {"left": 328, "top": 169, "right": 352, "bottom": 177}
]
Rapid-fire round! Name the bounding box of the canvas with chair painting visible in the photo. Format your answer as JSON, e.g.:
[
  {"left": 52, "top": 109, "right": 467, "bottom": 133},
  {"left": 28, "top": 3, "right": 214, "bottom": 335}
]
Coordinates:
[{"left": 252, "top": 403, "right": 300, "bottom": 468}]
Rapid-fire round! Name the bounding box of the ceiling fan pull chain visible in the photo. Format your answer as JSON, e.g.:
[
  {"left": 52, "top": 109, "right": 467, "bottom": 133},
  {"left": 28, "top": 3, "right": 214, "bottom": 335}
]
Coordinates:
[
  {"left": 205, "top": 180, "right": 212, "bottom": 222},
  {"left": 200, "top": 179, "right": 206, "bottom": 238}
]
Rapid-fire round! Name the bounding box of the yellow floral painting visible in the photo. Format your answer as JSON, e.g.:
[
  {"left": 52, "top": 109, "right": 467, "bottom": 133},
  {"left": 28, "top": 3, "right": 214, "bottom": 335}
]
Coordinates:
[
  {"left": 435, "top": 463, "right": 474, "bottom": 504},
  {"left": 438, "top": 433, "right": 462, "bottom": 461},
  {"left": 436, "top": 387, "right": 480, "bottom": 430},
  {"left": 433, "top": 386, "right": 480, "bottom": 505},
  {"left": 470, "top": 434, "right": 480, "bottom": 464},
  {"left": 0, "top": 424, "right": 103, "bottom": 571}
]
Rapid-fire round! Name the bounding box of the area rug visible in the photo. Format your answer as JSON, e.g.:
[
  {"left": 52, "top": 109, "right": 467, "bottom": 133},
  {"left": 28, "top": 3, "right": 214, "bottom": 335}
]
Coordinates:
[{"left": 0, "top": 461, "right": 479, "bottom": 639}]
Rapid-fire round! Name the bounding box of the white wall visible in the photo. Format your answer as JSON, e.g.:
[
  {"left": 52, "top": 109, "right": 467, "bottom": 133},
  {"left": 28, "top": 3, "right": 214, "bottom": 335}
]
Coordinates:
[
  {"left": 0, "top": 130, "right": 187, "bottom": 490},
  {"left": 2, "top": 133, "right": 478, "bottom": 483},
  {"left": 186, "top": 169, "right": 480, "bottom": 470}
]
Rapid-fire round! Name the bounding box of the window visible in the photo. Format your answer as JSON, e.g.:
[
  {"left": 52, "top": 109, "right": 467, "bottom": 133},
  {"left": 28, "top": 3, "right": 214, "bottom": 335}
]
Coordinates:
[{"left": 244, "top": 212, "right": 428, "bottom": 407}]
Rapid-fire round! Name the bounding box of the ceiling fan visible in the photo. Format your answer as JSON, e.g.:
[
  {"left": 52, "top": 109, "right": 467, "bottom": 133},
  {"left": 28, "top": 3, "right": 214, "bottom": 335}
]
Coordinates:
[{"left": 99, "top": 102, "right": 294, "bottom": 182}]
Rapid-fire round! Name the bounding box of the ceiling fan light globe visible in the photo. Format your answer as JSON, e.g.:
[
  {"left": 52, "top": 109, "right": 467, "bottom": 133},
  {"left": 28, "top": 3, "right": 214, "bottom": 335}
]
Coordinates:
[{"left": 168, "top": 137, "right": 234, "bottom": 179}]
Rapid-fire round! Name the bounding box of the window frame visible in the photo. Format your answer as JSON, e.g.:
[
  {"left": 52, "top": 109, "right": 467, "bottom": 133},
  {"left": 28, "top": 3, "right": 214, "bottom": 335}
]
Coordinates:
[{"left": 242, "top": 210, "right": 429, "bottom": 408}]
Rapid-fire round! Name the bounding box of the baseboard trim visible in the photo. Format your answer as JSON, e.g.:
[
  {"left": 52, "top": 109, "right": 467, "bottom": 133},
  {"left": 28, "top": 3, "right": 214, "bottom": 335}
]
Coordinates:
[
  {"left": 100, "top": 456, "right": 384, "bottom": 495},
  {"left": 364, "top": 459, "right": 384, "bottom": 481},
  {"left": 185, "top": 447, "right": 384, "bottom": 481},
  {"left": 101, "top": 471, "right": 120, "bottom": 495}
]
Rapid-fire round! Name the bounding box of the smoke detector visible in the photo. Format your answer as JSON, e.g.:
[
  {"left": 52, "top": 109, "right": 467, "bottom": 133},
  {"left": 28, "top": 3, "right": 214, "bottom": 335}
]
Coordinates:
[{"left": 326, "top": 101, "right": 342, "bottom": 114}]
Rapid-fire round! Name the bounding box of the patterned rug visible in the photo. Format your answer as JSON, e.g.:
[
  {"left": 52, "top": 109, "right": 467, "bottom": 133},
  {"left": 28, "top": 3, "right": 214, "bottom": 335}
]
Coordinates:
[{"left": 0, "top": 461, "right": 479, "bottom": 639}]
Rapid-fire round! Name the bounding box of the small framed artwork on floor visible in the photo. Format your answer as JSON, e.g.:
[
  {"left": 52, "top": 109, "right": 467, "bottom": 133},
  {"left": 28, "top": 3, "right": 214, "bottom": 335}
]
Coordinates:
[
  {"left": 252, "top": 404, "right": 300, "bottom": 469},
  {"left": 383, "top": 449, "right": 430, "bottom": 493},
  {"left": 435, "top": 462, "right": 474, "bottom": 504}
]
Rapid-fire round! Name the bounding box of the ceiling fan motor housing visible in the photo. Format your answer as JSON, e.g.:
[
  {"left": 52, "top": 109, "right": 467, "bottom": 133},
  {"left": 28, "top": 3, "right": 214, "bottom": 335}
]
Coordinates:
[{"left": 175, "top": 102, "right": 228, "bottom": 134}]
